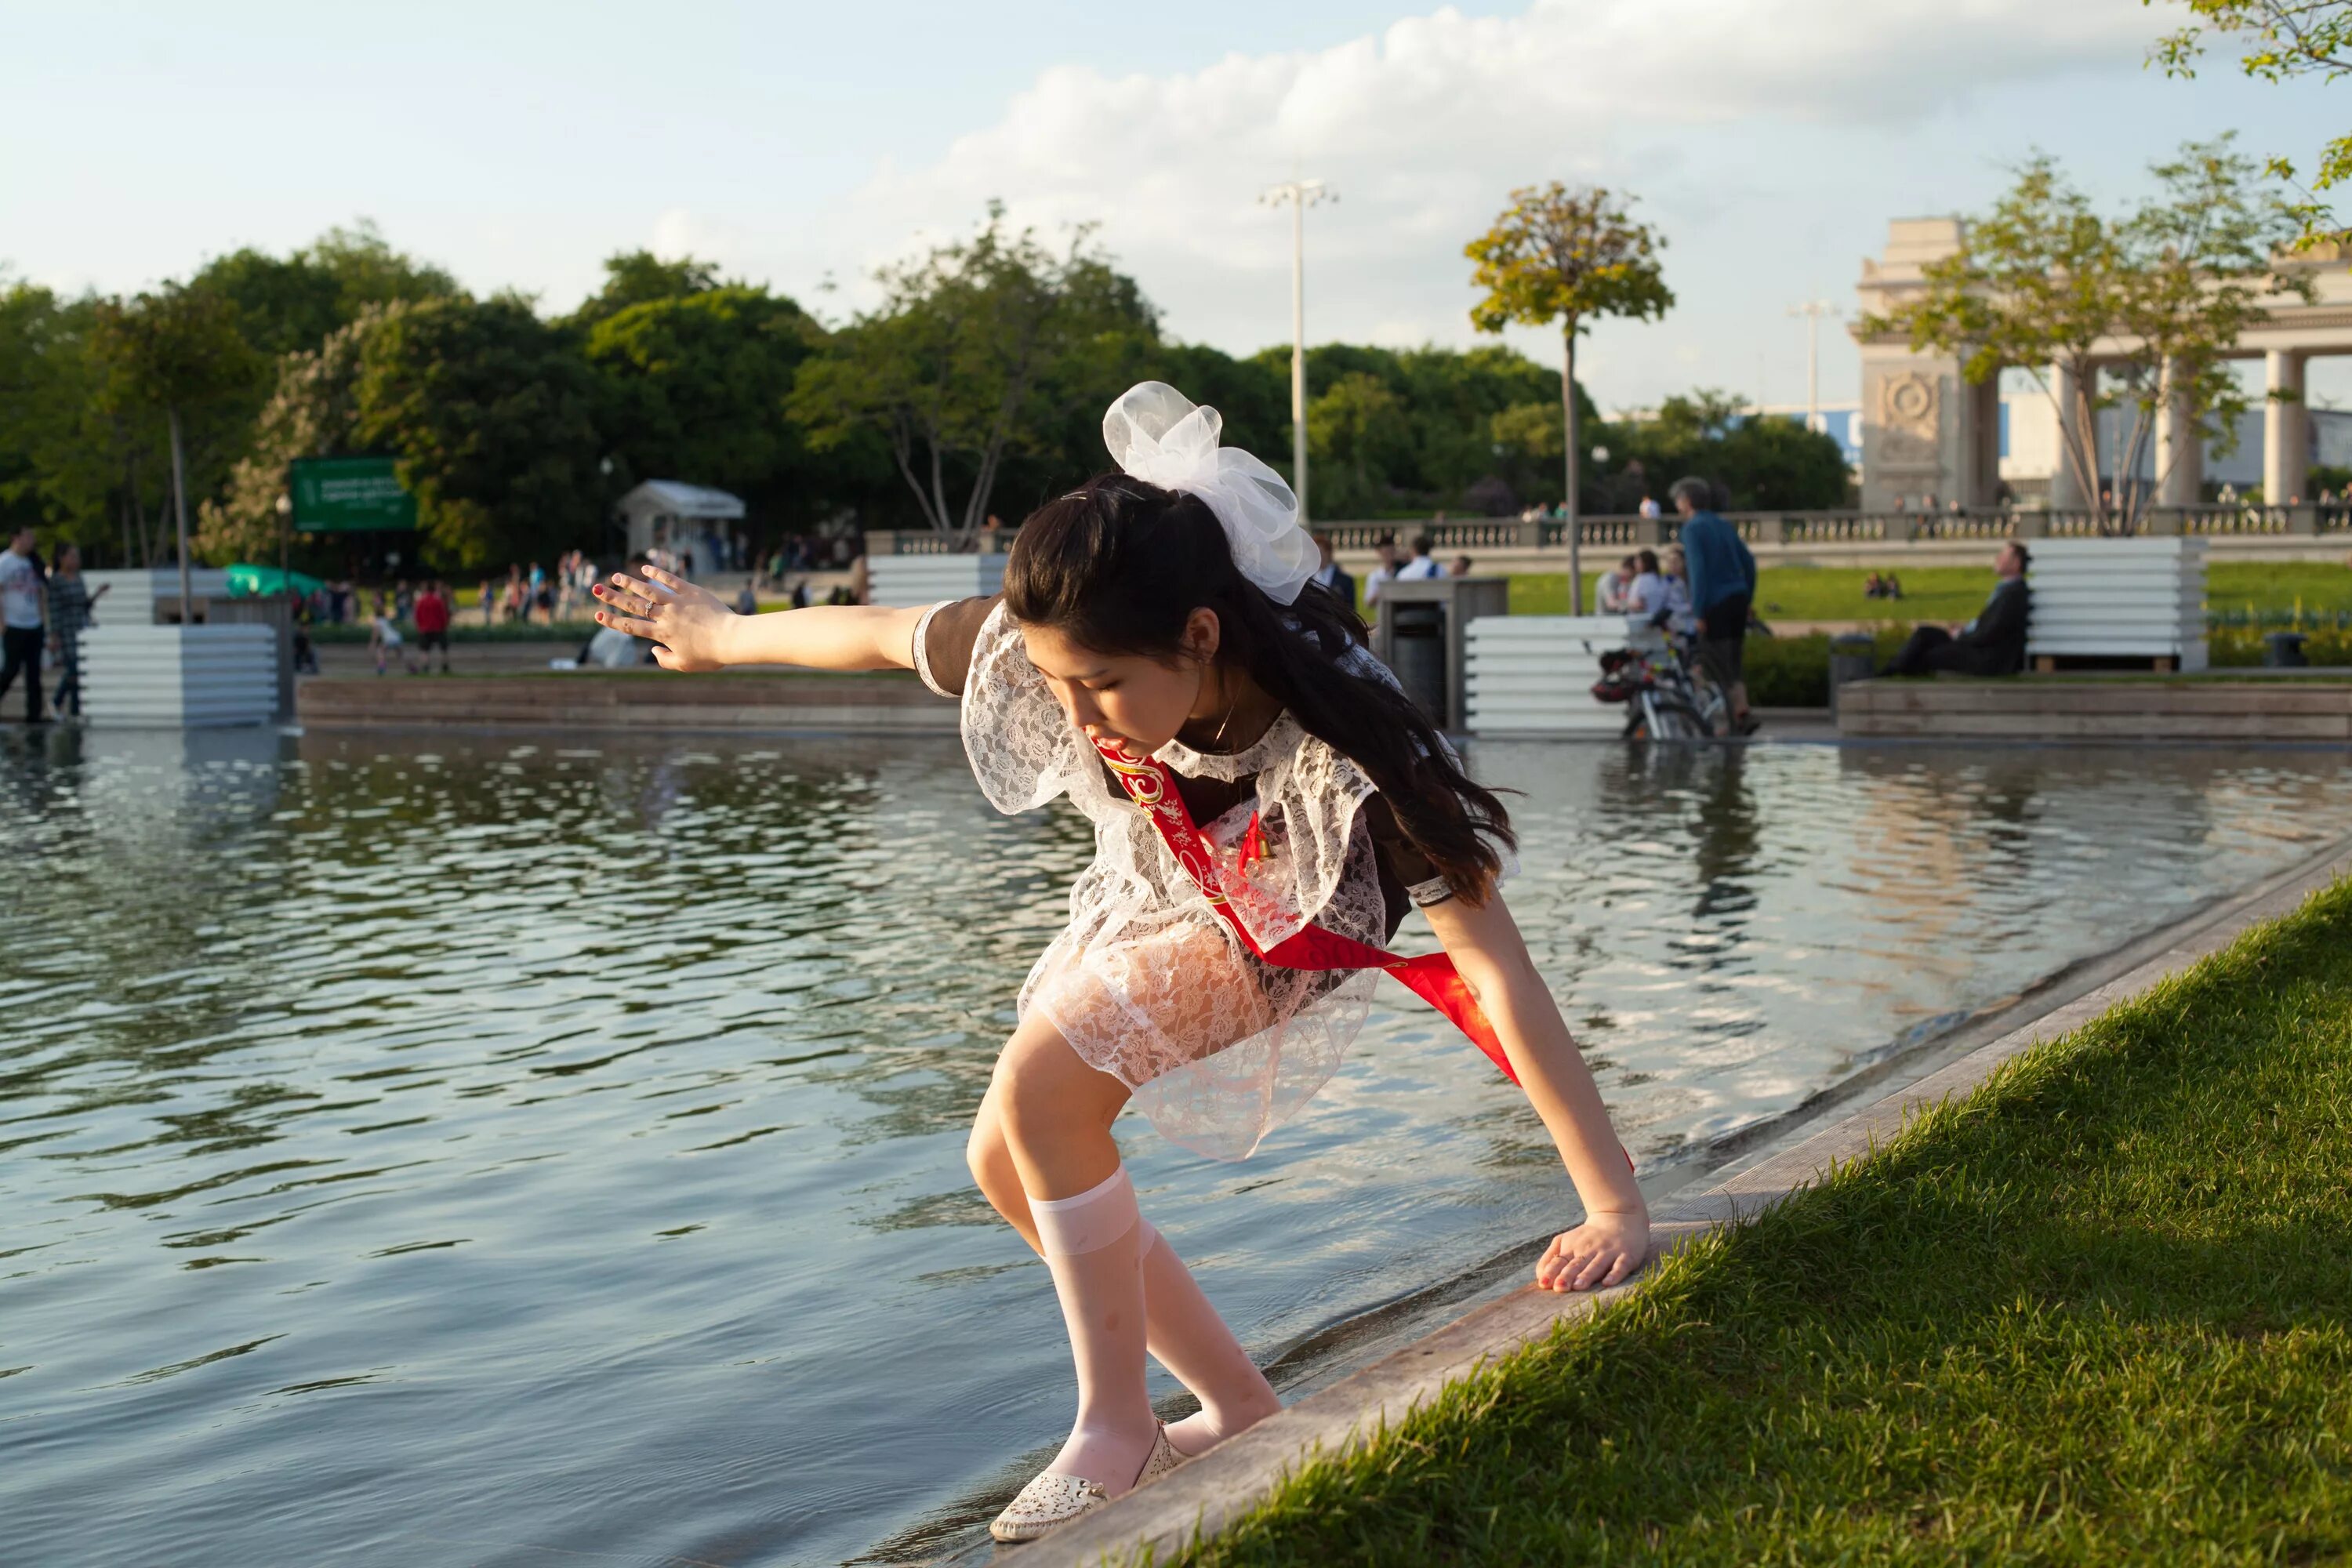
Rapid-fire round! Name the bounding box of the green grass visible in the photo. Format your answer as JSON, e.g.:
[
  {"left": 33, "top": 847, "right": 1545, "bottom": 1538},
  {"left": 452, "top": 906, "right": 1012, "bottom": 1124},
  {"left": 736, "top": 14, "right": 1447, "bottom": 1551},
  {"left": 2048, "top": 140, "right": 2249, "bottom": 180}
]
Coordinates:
[
  {"left": 1175, "top": 877, "right": 2352, "bottom": 1566},
  {"left": 1507, "top": 562, "right": 2352, "bottom": 625}
]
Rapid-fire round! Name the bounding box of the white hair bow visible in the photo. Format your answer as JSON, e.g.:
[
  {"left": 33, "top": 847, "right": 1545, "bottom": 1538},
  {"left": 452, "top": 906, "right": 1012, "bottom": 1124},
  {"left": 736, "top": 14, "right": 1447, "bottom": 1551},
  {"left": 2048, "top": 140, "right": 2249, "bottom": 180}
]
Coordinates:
[{"left": 1102, "top": 382, "right": 1317, "bottom": 604}]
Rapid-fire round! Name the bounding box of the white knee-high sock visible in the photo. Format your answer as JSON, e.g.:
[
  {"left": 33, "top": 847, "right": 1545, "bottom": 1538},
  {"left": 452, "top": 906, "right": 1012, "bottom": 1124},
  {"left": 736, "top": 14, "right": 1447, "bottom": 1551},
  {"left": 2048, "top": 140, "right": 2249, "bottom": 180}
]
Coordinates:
[
  {"left": 1029, "top": 1167, "right": 1158, "bottom": 1493},
  {"left": 1131, "top": 1220, "right": 1281, "bottom": 1457}
]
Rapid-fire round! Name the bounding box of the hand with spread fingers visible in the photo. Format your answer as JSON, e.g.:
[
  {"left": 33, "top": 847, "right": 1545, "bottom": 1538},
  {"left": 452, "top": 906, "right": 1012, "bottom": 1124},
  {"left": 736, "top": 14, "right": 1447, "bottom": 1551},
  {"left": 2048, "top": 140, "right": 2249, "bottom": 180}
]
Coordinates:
[
  {"left": 1535, "top": 1209, "right": 1648, "bottom": 1293},
  {"left": 591, "top": 564, "right": 735, "bottom": 671}
]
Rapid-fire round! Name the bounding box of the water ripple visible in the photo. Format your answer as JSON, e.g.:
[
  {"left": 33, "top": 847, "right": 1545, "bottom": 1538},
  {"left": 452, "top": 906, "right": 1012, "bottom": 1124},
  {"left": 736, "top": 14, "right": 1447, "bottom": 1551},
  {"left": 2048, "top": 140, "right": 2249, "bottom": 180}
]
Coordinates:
[{"left": 3, "top": 726, "right": 2350, "bottom": 1566}]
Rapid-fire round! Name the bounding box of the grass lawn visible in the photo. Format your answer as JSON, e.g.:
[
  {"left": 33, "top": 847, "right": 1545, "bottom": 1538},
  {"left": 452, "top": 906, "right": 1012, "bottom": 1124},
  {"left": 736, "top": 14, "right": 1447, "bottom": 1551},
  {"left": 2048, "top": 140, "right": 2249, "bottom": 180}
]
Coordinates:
[
  {"left": 1507, "top": 561, "right": 2352, "bottom": 624},
  {"left": 1178, "top": 876, "right": 2352, "bottom": 1566}
]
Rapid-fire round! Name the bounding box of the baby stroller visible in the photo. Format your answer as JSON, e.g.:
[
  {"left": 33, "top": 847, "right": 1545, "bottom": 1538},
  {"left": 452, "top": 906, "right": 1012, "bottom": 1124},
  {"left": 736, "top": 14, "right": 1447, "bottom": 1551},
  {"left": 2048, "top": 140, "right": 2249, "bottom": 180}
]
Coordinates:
[{"left": 1588, "top": 617, "right": 1728, "bottom": 741}]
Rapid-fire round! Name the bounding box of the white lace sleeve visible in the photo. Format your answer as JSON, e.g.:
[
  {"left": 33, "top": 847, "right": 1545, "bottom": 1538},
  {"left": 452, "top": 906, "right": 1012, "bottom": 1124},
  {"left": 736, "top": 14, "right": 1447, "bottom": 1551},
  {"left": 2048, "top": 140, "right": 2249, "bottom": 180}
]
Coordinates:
[{"left": 959, "top": 601, "right": 1092, "bottom": 814}]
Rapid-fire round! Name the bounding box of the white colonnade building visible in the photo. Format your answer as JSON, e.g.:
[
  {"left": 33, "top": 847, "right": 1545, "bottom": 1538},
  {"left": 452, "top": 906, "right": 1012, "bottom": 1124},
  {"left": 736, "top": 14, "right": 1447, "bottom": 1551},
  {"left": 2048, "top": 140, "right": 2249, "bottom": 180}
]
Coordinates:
[{"left": 1853, "top": 218, "right": 2352, "bottom": 513}]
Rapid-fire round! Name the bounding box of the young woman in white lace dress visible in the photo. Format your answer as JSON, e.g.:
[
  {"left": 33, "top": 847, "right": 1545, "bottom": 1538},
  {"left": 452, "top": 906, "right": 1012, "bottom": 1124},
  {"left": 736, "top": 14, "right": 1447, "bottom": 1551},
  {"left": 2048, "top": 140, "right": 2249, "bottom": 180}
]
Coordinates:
[{"left": 590, "top": 383, "right": 1650, "bottom": 1543}]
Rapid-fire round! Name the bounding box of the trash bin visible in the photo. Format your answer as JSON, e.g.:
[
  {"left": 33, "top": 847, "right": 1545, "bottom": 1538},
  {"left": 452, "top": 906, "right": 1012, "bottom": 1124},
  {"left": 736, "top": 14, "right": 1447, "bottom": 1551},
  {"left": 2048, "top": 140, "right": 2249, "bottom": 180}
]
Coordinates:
[
  {"left": 1388, "top": 602, "right": 1449, "bottom": 724},
  {"left": 1828, "top": 633, "right": 1877, "bottom": 713},
  {"left": 2265, "top": 631, "right": 2310, "bottom": 668}
]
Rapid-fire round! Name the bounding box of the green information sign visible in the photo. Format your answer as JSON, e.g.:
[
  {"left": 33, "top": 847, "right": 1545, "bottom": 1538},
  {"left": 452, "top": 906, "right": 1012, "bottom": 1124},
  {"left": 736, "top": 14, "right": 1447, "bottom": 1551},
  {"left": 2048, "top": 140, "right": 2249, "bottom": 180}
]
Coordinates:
[{"left": 289, "top": 456, "right": 418, "bottom": 532}]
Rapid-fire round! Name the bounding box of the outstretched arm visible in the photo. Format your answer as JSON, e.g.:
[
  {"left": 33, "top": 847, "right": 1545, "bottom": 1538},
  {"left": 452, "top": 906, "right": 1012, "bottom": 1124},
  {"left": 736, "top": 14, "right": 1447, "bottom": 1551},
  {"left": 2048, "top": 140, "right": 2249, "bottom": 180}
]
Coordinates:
[
  {"left": 593, "top": 564, "right": 926, "bottom": 673},
  {"left": 1425, "top": 891, "right": 1650, "bottom": 1292}
]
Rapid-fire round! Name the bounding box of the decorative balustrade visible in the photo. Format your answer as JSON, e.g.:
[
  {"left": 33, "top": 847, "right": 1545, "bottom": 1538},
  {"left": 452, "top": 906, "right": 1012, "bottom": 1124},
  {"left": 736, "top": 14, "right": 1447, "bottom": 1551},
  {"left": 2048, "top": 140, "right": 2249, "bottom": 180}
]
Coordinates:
[{"left": 862, "top": 501, "right": 2345, "bottom": 561}]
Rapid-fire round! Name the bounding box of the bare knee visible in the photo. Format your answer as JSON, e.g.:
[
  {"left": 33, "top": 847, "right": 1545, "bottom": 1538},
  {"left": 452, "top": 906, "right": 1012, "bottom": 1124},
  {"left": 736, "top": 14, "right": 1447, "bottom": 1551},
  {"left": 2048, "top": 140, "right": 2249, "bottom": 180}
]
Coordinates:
[
  {"left": 992, "top": 1019, "right": 1129, "bottom": 1178},
  {"left": 966, "top": 1098, "right": 1017, "bottom": 1196}
]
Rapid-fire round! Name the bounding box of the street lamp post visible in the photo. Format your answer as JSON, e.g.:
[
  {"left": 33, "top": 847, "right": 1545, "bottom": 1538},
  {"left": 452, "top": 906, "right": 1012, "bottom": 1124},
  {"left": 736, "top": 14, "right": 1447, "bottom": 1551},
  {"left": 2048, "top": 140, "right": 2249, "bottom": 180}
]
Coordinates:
[
  {"left": 275, "top": 492, "right": 292, "bottom": 591},
  {"left": 1260, "top": 179, "right": 1334, "bottom": 525},
  {"left": 1788, "top": 300, "right": 1839, "bottom": 434}
]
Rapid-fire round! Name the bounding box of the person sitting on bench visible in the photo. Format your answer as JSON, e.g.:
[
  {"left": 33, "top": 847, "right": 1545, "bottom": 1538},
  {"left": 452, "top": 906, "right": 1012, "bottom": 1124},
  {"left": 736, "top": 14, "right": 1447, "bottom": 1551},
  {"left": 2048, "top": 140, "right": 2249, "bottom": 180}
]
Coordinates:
[{"left": 1885, "top": 541, "right": 2031, "bottom": 677}]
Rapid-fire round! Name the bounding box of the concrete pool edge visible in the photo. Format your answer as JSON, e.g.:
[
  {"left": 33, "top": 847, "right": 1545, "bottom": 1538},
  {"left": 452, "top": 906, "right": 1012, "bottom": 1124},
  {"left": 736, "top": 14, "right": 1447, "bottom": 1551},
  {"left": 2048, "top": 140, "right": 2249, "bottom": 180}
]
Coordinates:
[{"left": 1006, "top": 832, "right": 2352, "bottom": 1568}]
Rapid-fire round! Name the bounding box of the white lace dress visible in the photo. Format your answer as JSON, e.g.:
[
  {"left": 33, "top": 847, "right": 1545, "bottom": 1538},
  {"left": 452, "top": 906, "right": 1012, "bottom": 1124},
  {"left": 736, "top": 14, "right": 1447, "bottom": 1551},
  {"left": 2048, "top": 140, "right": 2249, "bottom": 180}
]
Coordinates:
[{"left": 918, "top": 598, "right": 1466, "bottom": 1160}]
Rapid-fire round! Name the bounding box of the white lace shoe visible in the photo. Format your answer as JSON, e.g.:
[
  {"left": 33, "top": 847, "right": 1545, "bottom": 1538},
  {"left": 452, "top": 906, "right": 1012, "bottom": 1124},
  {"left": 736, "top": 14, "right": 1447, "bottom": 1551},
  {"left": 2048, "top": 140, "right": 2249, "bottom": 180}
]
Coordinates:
[{"left": 987, "top": 1423, "right": 1185, "bottom": 1544}]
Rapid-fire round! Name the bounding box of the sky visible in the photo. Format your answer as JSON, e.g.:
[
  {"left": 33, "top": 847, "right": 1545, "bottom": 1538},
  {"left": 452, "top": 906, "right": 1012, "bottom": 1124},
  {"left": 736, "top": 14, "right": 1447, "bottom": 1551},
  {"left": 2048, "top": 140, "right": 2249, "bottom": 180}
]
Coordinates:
[{"left": 5, "top": 0, "right": 2344, "bottom": 413}]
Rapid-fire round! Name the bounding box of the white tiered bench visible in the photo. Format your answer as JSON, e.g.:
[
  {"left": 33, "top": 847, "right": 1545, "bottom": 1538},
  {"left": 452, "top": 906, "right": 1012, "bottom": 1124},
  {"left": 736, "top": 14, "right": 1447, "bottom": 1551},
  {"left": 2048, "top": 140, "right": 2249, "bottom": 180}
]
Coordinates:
[
  {"left": 1465, "top": 615, "right": 1637, "bottom": 737},
  {"left": 2025, "top": 537, "right": 2208, "bottom": 673},
  {"left": 865, "top": 553, "right": 1007, "bottom": 609},
  {"left": 81, "top": 625, "right": 278, "bottom": 728}
]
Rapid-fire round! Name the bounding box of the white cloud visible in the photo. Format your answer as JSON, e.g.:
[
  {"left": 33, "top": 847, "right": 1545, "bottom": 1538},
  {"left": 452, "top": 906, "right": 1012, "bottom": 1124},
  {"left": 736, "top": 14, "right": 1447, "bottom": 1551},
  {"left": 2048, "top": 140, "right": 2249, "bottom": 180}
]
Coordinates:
[{"left": 697, "top": 0, "right": 2167, "bottom": 400}]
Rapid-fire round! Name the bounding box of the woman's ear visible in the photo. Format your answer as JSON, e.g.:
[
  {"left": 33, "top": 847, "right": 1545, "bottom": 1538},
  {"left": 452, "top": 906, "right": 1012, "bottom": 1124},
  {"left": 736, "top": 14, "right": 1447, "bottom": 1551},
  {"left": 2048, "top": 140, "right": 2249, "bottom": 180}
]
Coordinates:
[{"left": 1182, "top": 607, "right": 1221, "bottom": 662}]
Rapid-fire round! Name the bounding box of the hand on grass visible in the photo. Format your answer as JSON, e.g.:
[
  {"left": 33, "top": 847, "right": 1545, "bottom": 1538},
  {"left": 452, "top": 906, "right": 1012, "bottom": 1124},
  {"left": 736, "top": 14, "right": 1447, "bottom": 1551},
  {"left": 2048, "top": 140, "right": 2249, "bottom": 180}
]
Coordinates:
[
  {"left": 1536, "top": 1209, "right": 1648, "bottom": 1293},
  {"left": 592, "top": 564, "right": 734, "bottom": 672}
]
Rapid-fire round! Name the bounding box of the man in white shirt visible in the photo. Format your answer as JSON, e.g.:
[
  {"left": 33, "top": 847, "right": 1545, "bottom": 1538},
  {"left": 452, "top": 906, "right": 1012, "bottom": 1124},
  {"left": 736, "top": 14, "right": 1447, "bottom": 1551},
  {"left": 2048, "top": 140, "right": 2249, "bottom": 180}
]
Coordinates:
[
  {"left": 1638, "top": 495, "right": 1662, "bottom": 521},
  {"left": 1363, "top": 535, "right": 1401, "bottom": 607},
  {"left": 1396, "top": 532, "right": 1443, "bottom": 581},
  {"left": 0, "top": 528, "right": 48, "bottom": 723}
]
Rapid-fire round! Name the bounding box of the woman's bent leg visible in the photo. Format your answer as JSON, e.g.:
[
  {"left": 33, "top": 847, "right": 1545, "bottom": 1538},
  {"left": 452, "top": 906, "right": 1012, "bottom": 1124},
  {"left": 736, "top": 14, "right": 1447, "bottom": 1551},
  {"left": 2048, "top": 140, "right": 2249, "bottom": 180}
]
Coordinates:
[
  {"left": 1139, "top": 1235, "right": 1279, "bottom": 1456},
  {"left": 969, "top": 1096, "right": 1277, "bottom": 1457},
  {"left": 993, "top": 1016, "right": 1157, "bottom": 1493}
]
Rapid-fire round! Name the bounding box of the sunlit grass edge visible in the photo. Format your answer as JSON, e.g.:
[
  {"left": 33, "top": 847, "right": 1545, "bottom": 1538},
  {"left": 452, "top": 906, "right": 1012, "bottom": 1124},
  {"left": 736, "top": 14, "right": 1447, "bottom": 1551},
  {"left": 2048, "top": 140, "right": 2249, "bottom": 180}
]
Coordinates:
[{"left": 1169, "top": 876, "right": 2352, "bottom": 1567}]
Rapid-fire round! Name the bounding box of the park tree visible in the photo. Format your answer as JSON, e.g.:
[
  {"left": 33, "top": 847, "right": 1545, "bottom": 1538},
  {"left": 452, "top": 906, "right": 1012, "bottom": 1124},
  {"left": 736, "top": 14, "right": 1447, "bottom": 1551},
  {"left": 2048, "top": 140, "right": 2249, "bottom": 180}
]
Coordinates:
[
  {"left": 1250, "top": 341, "right": 1577, "bottom": 514},
  {"left": 1864, "top": 139, "right": 2307, "bottom": 532},
  {"left": 789, "top": 207, "right": 1157, "bottom": 541},
  {"left": 1306, "top": 371, "right": 1414, "bottom": 517},
  {"left": 93, "top": 282, "right": 267, "bottom": 603},
  {"left": 198, "top": 305, "right": 391, "bottom": 568},
  {"left": 2153, "top": 0, "right": 2352, "bottom": 240},
  {"left": 585, "top": 285, "right": 832, "bottom": 520},
  {"left": 1596, "top": 390, "right": 1849, "bottom": 512},
  {"left": 0, "top": 280, "right": 158, "bottom": 559},
  {"left": 571, "top": 250, "right": 724, "bottom": 329},
  {"left": 197, "top": 220, "right": 462, "bottom": 359},
  {"left": 351, "top": 296, "right": 608, "bottom": 569},
  {"left": 1467, "top": 183, "right": 1672, "bottom": 610}
]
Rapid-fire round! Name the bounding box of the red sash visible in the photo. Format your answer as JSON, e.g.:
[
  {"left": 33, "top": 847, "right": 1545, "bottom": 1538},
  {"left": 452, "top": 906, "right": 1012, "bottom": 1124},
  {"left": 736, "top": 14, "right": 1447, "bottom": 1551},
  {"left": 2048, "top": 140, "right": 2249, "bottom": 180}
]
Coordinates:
[{"left": 1091, "top": 737, "right": 1518, "bottom": 1085}]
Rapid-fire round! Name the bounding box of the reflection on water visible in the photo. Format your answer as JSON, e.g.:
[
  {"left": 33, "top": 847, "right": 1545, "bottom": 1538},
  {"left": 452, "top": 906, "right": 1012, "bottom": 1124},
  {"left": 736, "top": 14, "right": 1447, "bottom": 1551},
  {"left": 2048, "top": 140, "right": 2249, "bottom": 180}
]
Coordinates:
[{"left": 3, "top": 726, "right": 2348, "bottom": 1567}]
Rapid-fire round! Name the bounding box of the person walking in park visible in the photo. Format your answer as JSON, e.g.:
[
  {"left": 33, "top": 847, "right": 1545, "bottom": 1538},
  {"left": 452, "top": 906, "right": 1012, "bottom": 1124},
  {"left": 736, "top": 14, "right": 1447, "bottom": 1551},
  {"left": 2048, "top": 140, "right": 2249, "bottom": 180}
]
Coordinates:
[
  {"left": 1673, "top": 476, "right": 1759, "bottom": 736},
  {"left": 412, "top": 580, "right": 453, "bottom": 674},
  {"left": 1885, "top": 541, "right": 2031, "bottom": 678},
  {"left": 369, "top": 592, "right": 415, "bottom": 676},
  {"left": 44, "top": 545, "right": 104, "bottom": 718},
  {"left": 589, "top": 382, "right": 1646, "bottom": 1544},
  {"left": 0, "top": 527, "right": 48, "bottom": 724}
]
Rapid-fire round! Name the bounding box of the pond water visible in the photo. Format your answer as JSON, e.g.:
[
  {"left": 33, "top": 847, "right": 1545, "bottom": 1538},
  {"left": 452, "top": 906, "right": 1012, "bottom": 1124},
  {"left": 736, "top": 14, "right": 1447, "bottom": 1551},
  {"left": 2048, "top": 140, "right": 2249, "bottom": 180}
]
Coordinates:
[{"left": 4, "top": 727, "right": 2350, "bottom": 1567}]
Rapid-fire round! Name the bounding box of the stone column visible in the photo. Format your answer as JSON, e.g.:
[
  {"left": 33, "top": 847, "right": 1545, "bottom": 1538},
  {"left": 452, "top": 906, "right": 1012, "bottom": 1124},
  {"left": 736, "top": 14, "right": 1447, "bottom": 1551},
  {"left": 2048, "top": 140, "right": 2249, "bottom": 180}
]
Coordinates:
[
  {"left": 2263, "top": 349, "right": 2309, "bottom": 506},
  {"left": 2156, "top": 358, "right": 2204, "bottom": 507},
  {"left": 2049, "top": 361, "right": 2089, "bottom": 510}
]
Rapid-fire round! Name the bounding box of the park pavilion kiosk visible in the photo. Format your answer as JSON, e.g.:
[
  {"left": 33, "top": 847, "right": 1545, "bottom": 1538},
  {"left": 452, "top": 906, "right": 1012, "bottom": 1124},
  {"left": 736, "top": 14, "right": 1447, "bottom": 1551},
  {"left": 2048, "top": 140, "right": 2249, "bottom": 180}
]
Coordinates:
[{"left": 618, "top": 481, "right": 746, "bottom": 576}]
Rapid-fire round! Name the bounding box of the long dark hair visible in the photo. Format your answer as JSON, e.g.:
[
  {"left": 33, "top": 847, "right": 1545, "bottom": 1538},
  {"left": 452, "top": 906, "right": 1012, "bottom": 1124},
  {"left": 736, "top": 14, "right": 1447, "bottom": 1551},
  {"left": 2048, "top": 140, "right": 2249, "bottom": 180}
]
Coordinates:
[{"left": 1004, "top": 474, "right": 1515, "bottom": 903}]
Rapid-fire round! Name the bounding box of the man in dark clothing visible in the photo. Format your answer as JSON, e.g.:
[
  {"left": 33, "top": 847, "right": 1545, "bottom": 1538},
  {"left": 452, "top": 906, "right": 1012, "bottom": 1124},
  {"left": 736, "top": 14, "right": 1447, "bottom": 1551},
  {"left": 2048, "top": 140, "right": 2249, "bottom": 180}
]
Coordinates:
[
  {"left": 1672, "top": 476, "right": 1760, "bottom": 735},
  {"left": 1886, "top": 541, "right": 2032, "bottom": 677},
  {"left": 1308, "top": 532, "right": 1356, "bottom": 612}
]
